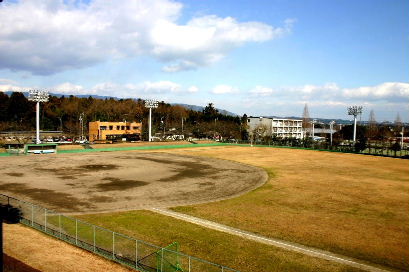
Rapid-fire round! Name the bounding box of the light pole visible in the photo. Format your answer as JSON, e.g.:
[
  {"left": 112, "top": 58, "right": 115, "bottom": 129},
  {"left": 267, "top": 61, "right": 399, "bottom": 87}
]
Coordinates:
[
  {"left": 401, "top": 127, "right": 404, "bottom": 149},
  {"left": 310, "top": 119, "right": 316, "bottom": 139},
  {"left": 347, "top": 106, "right": 363, "bottom": 142},
  {"left": 79, "top": 113, "right": 84, "bottom": 141},
  {"left": 28, "top": 90, "right": 49, "bottom": 144},
  {"left": 329, "top": 120, "right": 335, "bottom": 146},
  {"left": 144, "top": 99, "right": 158, "bottom": 142}
]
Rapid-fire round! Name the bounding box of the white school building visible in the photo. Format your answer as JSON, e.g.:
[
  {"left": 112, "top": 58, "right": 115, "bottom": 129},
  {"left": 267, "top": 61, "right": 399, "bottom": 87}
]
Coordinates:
[{"left": 247, "top": 117, "right": 304, "bottom": 139}]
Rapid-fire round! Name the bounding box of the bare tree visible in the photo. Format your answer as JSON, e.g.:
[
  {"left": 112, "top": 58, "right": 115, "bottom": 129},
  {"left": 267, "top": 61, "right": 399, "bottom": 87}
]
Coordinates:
[
  {"left": 395, "top": 113, "right": 402, "bottom": 127},
  {"left": 367, "top": 109, "right": 377, "bottom": 138}
]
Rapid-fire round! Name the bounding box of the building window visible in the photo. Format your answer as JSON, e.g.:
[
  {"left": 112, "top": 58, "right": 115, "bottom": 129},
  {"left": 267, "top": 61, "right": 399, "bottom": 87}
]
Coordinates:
[
  {"left": 100, "top": 126, "right": 107, "bottom": 130},
  {"left": 109, "top": 126, "right": 113, "bottom": 130},
  {"left": 126, "top": 126, "right": 130, "bottom": 130},
  {"left": 121, "top": 126, "right": 125, "bottom": 130},
  {"left": 116, "top": 126, "right": 120, "bottom": 130},
  {"left": 133, "top": 126, "right": 139, "bottom": 130}
]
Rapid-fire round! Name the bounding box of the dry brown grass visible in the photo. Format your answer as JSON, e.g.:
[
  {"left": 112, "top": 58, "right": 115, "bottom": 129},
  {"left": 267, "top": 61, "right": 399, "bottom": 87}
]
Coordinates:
[
  {"left": 165, "top": 146, "right": 409, "bottom": 271},
  {"left": 4, "top": 224, "right": 133, "bottom": 272}
]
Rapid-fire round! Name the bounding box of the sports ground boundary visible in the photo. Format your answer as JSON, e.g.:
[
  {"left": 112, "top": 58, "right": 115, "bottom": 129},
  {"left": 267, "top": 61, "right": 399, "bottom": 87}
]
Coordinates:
[{"left": 1, "top": 141, "right": 407, "bottom": 159}]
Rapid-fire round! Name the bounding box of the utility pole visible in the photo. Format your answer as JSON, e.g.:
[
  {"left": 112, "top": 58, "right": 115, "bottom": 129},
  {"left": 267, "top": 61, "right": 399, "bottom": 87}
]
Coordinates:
[
  {"left": 28, "top": 90, "right": 49, "bottom": 144},
  {"left": 348, "top": 106, "right": 363, "bottom": 142},
  {"left": 144, "top": 100, "right": 158, "bottom": 142}
]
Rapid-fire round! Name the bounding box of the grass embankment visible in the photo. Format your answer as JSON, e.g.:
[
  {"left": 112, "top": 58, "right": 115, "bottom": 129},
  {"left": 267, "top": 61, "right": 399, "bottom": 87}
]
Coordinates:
[
  {"left": 163, "top": 146, "right": 409, "bottom": 271},
  {"left": 78, "top": 210, "right": 362, "bottom": 272}
]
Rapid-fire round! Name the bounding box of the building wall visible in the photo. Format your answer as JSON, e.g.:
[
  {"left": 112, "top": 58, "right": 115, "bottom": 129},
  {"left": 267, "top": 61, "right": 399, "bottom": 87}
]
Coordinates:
[
  {"left": 89, "top": 121, "right": 142, "bottom": 141},
  {"left": 247, "top": 117, "right": 303, "bottom": 139}
]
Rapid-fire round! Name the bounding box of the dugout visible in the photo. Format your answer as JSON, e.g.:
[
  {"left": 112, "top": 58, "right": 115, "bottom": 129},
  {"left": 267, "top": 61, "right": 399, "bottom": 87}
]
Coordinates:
[{"left": 24, "top": 143, "right": 58, "bottom": 154}]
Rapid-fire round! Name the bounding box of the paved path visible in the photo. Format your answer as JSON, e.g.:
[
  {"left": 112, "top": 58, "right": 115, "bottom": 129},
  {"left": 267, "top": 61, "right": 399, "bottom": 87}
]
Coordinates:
[{"left": 149, "top": 208, "right": 395, "bottom": 272}]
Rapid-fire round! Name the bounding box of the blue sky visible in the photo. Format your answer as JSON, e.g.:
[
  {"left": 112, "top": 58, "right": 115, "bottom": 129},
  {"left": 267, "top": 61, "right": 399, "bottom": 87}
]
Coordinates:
[{"left": 0, "top": 0, "right": 408, "bottom": 122}]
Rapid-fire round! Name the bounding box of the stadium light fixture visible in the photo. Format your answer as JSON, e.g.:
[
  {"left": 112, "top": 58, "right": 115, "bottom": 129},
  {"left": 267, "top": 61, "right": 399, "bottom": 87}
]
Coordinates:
[
  {"left": 347, "top": 106, "right": 363, "bottom": 142},
  {"left": 28, "top": 90, "right": 49, "bottom": 144},
  {"left": 144, "top": 99, "right": 158, "bottom": 142}
]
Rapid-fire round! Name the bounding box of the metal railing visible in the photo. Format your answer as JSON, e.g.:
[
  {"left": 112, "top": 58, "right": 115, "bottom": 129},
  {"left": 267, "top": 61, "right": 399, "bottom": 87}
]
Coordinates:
[{"left": 0, "top": 194, "right": 239, "bottom": 272}]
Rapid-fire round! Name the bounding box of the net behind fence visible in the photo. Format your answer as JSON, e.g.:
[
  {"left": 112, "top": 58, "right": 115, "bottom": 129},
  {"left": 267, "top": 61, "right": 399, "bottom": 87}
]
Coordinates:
[{"left": 0, "top": 194, "right": 238, "bottom": 272}]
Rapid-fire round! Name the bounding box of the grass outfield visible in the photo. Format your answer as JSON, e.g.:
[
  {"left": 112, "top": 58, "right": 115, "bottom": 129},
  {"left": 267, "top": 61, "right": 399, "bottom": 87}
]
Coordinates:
[
  {"left": 161, "top": 146, "right": 409, "bottom": 271},
  {"left": 78, "top": 210, "right": 363, "bottom": 272}
]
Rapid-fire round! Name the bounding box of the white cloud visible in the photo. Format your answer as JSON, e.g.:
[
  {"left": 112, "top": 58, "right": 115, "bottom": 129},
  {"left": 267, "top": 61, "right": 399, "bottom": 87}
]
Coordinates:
[
  {"left": 0, "top": 0, "right": 288, "bottom": 75},
  {"left": 187, "top": 86, "right": 199, "bottom": 93},
  {"left": 0, "top": 79, "right": 195, "bottom": 98},
  {"left": 343, "top": 82, "right": 409, "bottom": 101},
  {"left": 248, "top": 82, "right": 409, "bottom": 102},
  {"left": 212, "top": 84, "right": 238, "bottom": 94},
  {"left": 249, "top": 85, "right": 274, "bottom": 96},
  {"left": 54, "top": 82, "right": 92, "bottom": 95}
]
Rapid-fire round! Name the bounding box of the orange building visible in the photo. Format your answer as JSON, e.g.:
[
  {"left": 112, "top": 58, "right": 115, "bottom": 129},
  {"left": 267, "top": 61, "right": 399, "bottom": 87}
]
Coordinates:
[{"left": 89, "top": 121, "right": 142, "bottom": 142}]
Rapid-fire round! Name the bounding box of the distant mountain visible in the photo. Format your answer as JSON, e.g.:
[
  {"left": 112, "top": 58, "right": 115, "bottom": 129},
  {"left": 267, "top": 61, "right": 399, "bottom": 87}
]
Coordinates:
[{"left": 171, "top": 103, "right": 238, "bottom": 117}]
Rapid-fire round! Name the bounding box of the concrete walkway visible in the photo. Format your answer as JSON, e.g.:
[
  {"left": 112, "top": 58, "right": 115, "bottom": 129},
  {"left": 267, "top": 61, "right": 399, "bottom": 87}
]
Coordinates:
[{"left": 149, "top": 208, "right": 395, "bottom": 272}]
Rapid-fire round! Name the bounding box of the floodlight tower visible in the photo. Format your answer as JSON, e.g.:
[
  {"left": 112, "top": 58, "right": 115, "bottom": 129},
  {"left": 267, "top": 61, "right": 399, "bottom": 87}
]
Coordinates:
[
  {"left": 28, "top": 90, "right": 49, "bottom": 144},
  {"left": 144, "top": 99, "right": 158, "bottom": 142},
  {"left": 347, "top": 106, "right": 363, "bottom": 142},
  {"left": 329, "top": 120, "right": 335, "bottom": 146}
]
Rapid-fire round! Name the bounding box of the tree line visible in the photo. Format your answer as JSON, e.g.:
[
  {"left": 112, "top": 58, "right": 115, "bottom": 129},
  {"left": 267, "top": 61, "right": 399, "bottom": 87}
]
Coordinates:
[{"left": 0, "top": 92, "right": 247, "bottom": 140}]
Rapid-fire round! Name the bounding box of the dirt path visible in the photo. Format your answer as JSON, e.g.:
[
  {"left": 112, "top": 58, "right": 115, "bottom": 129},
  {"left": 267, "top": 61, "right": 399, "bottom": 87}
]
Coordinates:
[
  {"left": 4, "top": 224, "right": 134, "bottom": 272},
  {"left": 149, "top": 208, "right": 395, "bottom": 272}
]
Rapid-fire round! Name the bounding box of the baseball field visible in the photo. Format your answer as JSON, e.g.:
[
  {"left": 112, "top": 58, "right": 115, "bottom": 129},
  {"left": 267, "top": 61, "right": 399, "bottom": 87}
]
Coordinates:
[{"left": 2, "top": 143, "right": 408, "bottom": 272}]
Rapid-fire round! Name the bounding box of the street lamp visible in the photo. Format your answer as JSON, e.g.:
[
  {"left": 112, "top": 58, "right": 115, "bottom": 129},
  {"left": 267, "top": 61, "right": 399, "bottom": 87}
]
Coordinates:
[
  {"left": 347, "top": 106, "right": 363, "bottom": 142},
  {"left": 28, "top": 90, "right": 49, "bottom": 144},
  {"left": 144, "top": 99, "right": 158, "bottom": 142},
  {"left": 329, "top": 120, "right": 335, "bottom": 146}
]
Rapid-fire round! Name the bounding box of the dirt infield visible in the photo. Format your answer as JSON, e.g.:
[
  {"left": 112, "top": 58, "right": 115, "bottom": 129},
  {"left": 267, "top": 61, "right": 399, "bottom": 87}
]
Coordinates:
[{"left": 0, "top": 151, "right": 267, "bottom": 213}]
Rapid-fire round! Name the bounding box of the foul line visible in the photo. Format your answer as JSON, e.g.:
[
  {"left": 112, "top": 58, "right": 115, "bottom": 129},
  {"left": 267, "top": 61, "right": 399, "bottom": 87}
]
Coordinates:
[{"left": 149, "top": 208, "right": 395, "bottom": 272}]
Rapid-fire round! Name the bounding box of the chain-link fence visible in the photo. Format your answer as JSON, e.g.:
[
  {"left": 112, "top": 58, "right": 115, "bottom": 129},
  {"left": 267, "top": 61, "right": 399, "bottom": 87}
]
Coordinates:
[
  {"left": 0, "top": 194, "right": 239, "bottom": 272},
  {"left": 223, "top": 140, "right": 409, "bottom": 158}
]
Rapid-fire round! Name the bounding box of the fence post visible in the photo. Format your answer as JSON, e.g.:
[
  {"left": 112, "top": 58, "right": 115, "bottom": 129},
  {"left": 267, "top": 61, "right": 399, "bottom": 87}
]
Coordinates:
[
  {"left": 93, "top": 225, "right": 96, "bottom": 253},
  {"left": 112, "top": 232, "right": 115, "bottom": 259},
  {"left": 44, "top": 209, "right": 47, "bottom": 233},
  {"left": 135, "top": 240, "right": 138, "bottom": 269},
  {"left": 221, "top": 266, "right": 224, "bottom": 272},
  {"left": 31, "top": 203, "right": 34, "bottom": 227},
  {"left": 59, "top": 214, "right": 61, "bottom": 238},
  {"left": 188, "top": 256, "right": 191, "bottom": 272},
  {"left": 161, "top": 248, "right": 164, "bottom": 272},
  {"left": 75, "top": 219, "right": 78, "bottom": 245}
]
